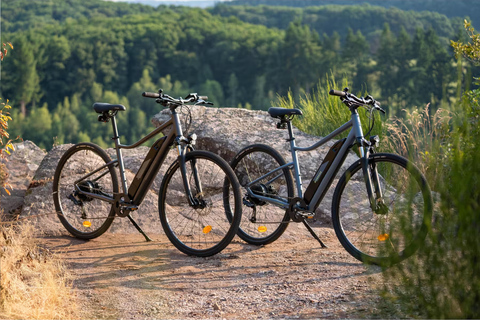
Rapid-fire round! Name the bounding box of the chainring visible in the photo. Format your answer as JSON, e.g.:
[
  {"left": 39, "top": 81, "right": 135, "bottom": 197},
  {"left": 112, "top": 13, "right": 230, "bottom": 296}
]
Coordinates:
[{"left": 287, "top": 197, "right": 309, "bottom": 222}]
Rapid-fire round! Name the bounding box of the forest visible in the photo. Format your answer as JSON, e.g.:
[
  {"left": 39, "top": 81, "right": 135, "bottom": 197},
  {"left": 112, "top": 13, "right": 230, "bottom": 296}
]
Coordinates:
[
  {"left": 226, "top": 0, "right": 480, "bottom": 23},
  {"left": 0, "top": 0, "right": 478, "bottom": 149}
]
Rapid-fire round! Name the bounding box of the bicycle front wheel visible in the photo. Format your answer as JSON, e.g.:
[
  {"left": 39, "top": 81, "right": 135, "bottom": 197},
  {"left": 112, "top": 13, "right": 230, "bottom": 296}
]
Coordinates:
[
  {"left": 53, "top": 143, "right": 118, "bottom": 239},
  {"left": 332, "top": 153, "right": 432, "bottom": 265},
  {"left": 158, "top": 150, "right": 242, "bottom": 257},
  {"left": 228, "top": 144, "right": 294, "bottom": 245}
]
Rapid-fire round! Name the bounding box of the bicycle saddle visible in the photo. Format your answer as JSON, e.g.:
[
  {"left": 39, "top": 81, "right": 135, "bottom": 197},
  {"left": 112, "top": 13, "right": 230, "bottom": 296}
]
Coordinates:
[
  {"left": 268, "top": 107, "right": 303, "bottom": 119},
  {"left": 93, "top": 103, "right": 126, "bottom": 113}
]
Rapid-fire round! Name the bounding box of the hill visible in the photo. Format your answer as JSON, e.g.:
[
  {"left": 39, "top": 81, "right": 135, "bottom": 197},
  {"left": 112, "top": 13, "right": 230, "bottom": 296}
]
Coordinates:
[
  {"left": 0, "top": 0, "right": 478, "bottom": 150},
  {"left": 225, "top": 0, "right": 479, "bottom": 22}
]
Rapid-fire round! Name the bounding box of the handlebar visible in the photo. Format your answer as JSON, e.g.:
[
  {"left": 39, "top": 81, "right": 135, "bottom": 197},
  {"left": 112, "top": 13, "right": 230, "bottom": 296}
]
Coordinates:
[
  {"left": 329, "top": 88, "right": 385, "bottom": 114},
  {"left": 142, "top": 92, "right": 160, "bottom": 98},
  {"left": 329, "top": 89, "right": 347, "bottom": 98},
  {"left": 142, "top": 89, "right": 213, "bottom": 107}
]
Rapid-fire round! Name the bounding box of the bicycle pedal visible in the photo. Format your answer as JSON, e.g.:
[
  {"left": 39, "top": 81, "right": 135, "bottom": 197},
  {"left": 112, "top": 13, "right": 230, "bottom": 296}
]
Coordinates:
[
  {"left": 298, "top": 212, "right": 316, "bottom": 219},
  {"left": 124, "top": 205, "right": 138, "bottom": 212}
]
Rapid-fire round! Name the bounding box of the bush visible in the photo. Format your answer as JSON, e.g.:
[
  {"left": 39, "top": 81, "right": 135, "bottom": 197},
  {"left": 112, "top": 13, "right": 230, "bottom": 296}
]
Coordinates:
[{"left": 378, "top": 22, "right": 480, "bottom": 319}]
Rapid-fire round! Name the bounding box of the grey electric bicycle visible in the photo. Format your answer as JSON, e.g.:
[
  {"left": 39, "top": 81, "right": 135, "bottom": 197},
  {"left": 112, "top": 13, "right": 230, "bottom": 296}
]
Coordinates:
[
  {"left": 226, "top": 88, "right": 433, "bottom": 265},
  {"left": 52, "top": 90, "right": 242, "bottom": 257}
]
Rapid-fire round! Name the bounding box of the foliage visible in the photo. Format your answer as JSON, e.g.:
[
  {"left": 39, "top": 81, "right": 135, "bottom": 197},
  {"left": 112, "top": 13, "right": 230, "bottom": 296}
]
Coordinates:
[
  {"left": 211, "top": 3, "right": 463, "bottom": 41},
  {"left": 0, "top": 0, "right": 478, "bottom": 150},
  {"left": 383, "top": 105, "right": 453, "bottom": 191},
  {"left": 225, "top": 0, "right": 480, "bottom": 22},
  {"left": 0, "top": 96, "right": 16, "bottom": 196},
  {"left": 0, "top": 42, "right": 13, "bottom": 61},
  {"left": 273, "top": 74, "right": 384, "bottom": 141},
  {"left": 379, "top": 23, "right": 480, "bottom": 319},
  {"left": 451, "top": 20, "right": 480, "bottom": 65},
  {"left": 379, "top": 93, "right": 480, "bottom": 318}
]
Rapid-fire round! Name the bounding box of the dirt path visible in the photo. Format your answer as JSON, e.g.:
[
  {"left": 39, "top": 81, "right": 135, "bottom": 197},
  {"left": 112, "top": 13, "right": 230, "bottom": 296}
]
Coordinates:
[{"left": 39, "top": 224, "right": 385, "bottom": 319}]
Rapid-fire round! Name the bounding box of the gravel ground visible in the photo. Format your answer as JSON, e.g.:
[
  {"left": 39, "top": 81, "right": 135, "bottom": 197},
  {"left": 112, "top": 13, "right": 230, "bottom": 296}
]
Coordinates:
[{"left": 39, "top": 224, "right": 388, "bottom": 319}]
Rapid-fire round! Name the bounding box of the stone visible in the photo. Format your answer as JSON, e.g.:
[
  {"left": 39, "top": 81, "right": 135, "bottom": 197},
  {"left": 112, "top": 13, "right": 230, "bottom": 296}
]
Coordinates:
[
  {"left": 0, "top": 141, "right": 46, "bottom": 216},
  {"left": 9, "top": 106, "right": 359, "bottom": 235},
  {"left": 152, "top": 106, "right": 358, "bottom": 224},
  {"left": 20, "top": 144, "right": 177, "bottom": 235}
]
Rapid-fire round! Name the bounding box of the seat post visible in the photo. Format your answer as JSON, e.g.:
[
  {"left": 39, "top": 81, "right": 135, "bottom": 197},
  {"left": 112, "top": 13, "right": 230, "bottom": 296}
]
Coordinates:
[
  {"left": 287, "top": 120, "right": 303, "bottom": 198},
  {"left": 111, "top": 116, "right": 129, "bottom": 197}
]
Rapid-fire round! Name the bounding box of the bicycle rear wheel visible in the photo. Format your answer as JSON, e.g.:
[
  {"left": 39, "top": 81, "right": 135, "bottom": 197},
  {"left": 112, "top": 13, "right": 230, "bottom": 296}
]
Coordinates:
[
  {"left": 228, "top": 144, "right": 294, "bottom": 245},
  {"left": 158, "top": 150, "right": 242, "bottom": 257},
  {"left": 53, "top": 143, "right": 118, "bottom": 239},
  {"left": 332, "top": 153, "right": 432, "bottom": 265}
]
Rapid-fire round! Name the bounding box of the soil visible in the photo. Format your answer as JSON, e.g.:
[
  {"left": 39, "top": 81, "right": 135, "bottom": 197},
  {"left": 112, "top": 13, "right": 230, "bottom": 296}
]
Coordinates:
[{"left": 38, "top": 223, "right": 388, "bottom": 320}]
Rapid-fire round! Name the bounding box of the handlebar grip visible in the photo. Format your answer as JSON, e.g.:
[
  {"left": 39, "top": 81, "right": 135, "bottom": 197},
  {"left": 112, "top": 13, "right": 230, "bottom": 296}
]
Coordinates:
[
  {"left": 142, "top": 92, "right": 160, "bottom": 98},
  {"left": 198, "top": 96, "right": 208, "bottom": 101},
  {"left": 329, "top": 89, "right": 346, "bottom": 97}
]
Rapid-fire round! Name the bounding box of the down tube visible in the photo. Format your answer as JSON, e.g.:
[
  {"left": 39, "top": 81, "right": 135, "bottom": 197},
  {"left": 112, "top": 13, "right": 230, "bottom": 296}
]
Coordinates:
[{"left": 307, "top": 130, "right": 356, "bottom": 211}]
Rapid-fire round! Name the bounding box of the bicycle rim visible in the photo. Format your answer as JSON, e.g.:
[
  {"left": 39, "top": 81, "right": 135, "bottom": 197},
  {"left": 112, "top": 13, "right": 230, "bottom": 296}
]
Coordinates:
[
  {"left": 230, "top": 144, "right": 293, "bottom": 245},
  {"left": 332, "top": 154, "right": 432, "bottom": 265},
  {"left": 159, "top": 151, "right": 241, "bottom": 257},
  {"left": 53, "top": 144, "right": 117, "bottom": 239}
]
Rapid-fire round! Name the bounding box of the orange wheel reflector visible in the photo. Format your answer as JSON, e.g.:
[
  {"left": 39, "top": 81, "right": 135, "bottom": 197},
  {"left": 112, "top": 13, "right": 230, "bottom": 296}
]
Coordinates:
[
  {"left": 258, "top": 226, "right": 267, "bottom": 233},
  {"left": 203, "top": 225, "right": 212, "bottom": 234},
  {"left": 83, "top": 221, "right": 92, "bottom": 228},
  {"left": 378, "top": 233, "right": 389, "bottom": 241}
]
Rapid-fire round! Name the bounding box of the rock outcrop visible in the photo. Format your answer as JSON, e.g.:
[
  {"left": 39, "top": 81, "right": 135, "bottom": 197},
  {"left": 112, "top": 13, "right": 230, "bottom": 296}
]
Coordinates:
[
  {"left": 153, "top": 106, "right": 358, "bottom": 222},
  {"left": 3, "top": 107, "right": 357, "bottom": 235},
  {"left": 0, "top": 141, "right": 46, "bottom": 215}
]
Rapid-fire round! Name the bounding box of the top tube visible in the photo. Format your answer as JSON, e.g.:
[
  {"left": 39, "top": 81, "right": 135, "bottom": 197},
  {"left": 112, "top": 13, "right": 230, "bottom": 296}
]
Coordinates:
[{"left": 294, "top": 120, "right": 353, "bottom": 152}]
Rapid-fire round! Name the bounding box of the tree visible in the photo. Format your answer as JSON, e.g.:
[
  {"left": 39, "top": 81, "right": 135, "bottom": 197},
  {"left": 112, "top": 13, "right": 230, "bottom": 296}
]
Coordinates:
[
  {"left": 451, "top": 20, "right": 480, "bottom": 65},
  {"left": 281, "top": 20, "right": 322, "bottom": 96},
  {"left": 376, "top": 23, "right": 397, "bottom": 101},
  {"left": 226, "top": 73, "right": 239, "bottom": 107},
  {"left": 23, "top": 103, "right": 52, "bottom": 149},
  {"left": 5, "top": 36, "right": 41, "bottom": 116}
]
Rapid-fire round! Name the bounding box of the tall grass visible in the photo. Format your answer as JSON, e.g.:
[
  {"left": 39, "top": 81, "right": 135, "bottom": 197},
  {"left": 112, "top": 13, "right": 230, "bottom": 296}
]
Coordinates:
[
  {"left": 272, "top": 74, "right": 384, "bottom": 141},
  {"left": 382, "top": 104, "right": 453, "bottom": 191},
  {"left": 379, "top": 90, "right": 480, "bottom": 318},
  {"left": 0, "top": 223, "right": 78, "bottom": 319},
  {"left": 274, "top": 73, "right": 480, "bottom": 318}
]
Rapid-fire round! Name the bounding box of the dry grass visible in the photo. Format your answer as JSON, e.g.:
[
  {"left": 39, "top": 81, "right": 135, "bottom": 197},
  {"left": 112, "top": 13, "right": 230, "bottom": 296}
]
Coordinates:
[
  {"left": 383, "top": 104, "right": 453, "bottom": 190},
  {"left": 0, "top": 223, "right": 78, "bottom": 320}
]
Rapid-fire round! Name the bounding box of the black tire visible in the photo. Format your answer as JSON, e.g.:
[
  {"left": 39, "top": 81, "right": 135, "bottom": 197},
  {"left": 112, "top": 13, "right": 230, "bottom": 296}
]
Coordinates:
[
  {"left": 228, "top": 144, "right": 294, "bottom": 245},
  {"left": 158, "top": 150, "right": 242, "bottom": 257},
  {"left": 53, "top": 143, "right": 118, "bottom": 239},
  {"left": 332, "top": 153, "right": 432, "bottom": 266}
]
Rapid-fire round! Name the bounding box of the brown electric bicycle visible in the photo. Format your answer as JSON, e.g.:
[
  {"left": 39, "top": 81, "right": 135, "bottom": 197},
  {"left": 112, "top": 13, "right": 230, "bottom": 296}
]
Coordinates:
[{"left": 52, "top": 90, "right": 242, "bottom": 257}]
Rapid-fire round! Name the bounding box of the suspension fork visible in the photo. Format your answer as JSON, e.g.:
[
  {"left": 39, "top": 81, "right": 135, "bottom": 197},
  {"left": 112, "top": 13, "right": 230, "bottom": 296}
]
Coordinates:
[
  {"left": 360, "top": 148, "right": 376, "bottom": 211},
  {"left": 360, "top": 148, "right": 384, "bottom": 211},
  {"left": 178, "top": 144, "right": 203, "bottom": 207},
  {"left": 187, "top": 145, "right": 204, "bottom": 197}
]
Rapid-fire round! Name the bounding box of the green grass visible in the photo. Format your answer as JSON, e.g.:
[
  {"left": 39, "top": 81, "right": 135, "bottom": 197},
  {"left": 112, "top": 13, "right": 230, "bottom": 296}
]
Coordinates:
[{"left": 272, "top": 74, "right": 385, "bottom": 142}]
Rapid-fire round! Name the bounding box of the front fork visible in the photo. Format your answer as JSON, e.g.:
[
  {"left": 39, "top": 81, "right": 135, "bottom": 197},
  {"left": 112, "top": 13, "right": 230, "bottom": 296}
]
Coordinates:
[
  {"left": 177, "top": 135, "right": 205, "bottom": 208},
  {"left": 359, "top": 142, "right": 386, "bottom": 214}
]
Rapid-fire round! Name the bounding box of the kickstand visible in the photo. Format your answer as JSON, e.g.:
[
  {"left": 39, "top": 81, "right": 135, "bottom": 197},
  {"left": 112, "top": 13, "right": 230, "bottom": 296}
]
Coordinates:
[
  {"left": 127, "top": 214, "right": 152, "bottom": 242},
  {"left": 302, "top": 219, "right": 327, "bottom": 248}
]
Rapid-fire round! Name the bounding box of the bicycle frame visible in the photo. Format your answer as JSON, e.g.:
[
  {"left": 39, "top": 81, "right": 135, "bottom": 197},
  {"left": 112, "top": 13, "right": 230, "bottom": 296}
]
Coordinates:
[
  {"left": 72, "top": 106, "right": 201, "bottom": 211},
  {"left": 245, "top": 108, "right": 377, "bottom": 213}
]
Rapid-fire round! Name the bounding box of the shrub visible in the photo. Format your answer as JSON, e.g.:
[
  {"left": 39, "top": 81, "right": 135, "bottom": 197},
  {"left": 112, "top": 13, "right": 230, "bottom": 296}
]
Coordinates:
[{"left": 380, "top": 20, "right": 480, "bottom": 315}]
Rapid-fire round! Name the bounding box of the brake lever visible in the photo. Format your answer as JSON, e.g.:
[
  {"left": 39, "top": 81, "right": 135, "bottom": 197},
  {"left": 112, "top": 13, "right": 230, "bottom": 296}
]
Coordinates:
[
  {"left": 377, "top": 105, "right": 386, "bottom": 114},
  {"left": 194, "top": 100, "right": 214, "bottom": 106}
]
